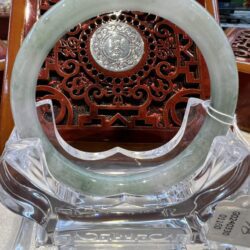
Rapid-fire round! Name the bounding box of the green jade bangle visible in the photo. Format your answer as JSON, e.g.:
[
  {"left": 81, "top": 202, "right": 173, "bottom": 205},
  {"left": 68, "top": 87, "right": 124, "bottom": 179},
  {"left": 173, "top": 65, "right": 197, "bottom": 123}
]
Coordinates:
[{"left": 11, "top": 0, "right": 238, "bottom": 196}]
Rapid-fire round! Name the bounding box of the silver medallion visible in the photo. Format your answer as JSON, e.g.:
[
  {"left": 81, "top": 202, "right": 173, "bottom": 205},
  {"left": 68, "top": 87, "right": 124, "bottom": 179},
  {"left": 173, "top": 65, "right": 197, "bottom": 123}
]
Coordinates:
[{"left": 90, "top": 22, "right": 144, "bottom": 72}]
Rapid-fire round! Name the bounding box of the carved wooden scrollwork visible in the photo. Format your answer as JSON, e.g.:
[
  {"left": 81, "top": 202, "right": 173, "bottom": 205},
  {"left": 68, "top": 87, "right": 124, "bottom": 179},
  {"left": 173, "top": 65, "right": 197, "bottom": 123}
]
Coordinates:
[
  {"left": 37, "top": 1, "right": 210, "bottom": 146},
  {"left": 227, "top": 28, "right": 250, "bottom": 132},
  {"left": 230, "top": 29, "right": 250, "bottom": 63},
  {"left": 40, "top": 0, "right": 58, "bottom": 12}
]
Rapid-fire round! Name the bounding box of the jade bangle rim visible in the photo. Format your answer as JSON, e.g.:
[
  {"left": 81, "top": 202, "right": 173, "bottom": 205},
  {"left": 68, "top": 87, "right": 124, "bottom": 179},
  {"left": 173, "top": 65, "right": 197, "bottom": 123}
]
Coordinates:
[{"left": 11, "top": 0, "right": 238, "bottom": 196}]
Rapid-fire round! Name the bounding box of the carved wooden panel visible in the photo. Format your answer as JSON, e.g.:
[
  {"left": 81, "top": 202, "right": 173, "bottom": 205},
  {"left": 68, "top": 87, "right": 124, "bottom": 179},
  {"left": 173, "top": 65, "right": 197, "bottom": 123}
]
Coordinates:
[
  {"left": 235, "top": 29, "right": 250, "bottom": 132},
  {"left": 227, "top": 28, "right": 250, "bottom": 132},
  {"left": 230, "top": 29, "right": 250, "bottom": 63},
  {"left": 37, "top": 1, "right": 210, "bottom": 146},
  {"left": 40, "top": 0, "right": 58, "bottom": 11}
]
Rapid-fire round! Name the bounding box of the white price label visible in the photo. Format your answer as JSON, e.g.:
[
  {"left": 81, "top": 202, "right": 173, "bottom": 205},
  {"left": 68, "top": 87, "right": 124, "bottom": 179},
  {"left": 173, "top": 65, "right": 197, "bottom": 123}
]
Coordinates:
[{"left": 207, "top": 196, "right": 250, "bottom": 248}]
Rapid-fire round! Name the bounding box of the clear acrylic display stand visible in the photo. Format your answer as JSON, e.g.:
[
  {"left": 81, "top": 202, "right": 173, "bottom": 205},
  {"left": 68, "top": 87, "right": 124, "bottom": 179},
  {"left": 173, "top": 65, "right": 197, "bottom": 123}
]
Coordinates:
[{"left": 0, "top": 98, "right": 249, "bottom": 250}]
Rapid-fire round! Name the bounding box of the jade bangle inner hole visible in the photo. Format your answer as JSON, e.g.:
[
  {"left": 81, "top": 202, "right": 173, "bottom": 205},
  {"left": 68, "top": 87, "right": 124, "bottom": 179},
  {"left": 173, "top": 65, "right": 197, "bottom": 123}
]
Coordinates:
[
  {"left": 36, "top": 11, "right": 209, "bottom": 157},
  {"left": 37, "top": 98, "right": 206, "bottom": 176}
]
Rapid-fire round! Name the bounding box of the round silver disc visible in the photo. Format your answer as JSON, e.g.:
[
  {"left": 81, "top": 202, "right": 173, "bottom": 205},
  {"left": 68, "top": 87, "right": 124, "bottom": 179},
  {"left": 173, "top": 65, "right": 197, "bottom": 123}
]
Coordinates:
[{"left": 90, "top": 22, "right": 144, "bottom": 72}]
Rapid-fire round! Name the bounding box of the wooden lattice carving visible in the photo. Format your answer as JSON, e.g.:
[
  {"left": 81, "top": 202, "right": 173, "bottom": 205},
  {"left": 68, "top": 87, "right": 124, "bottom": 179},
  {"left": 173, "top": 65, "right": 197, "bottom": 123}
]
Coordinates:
[
  {"left": 231, "top": 29, "right": 250, "bottom": 63},
  {"left": 37, "top": 1, "right": 210, "bottom": 146}
]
